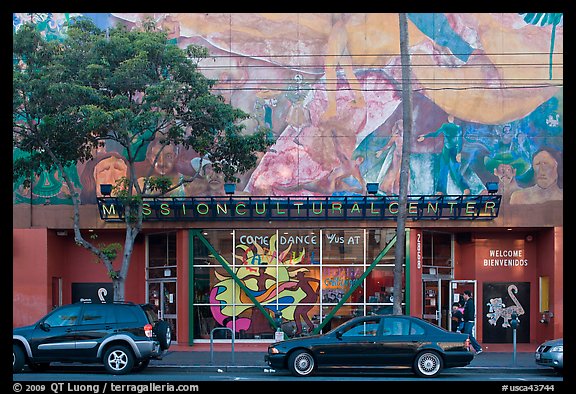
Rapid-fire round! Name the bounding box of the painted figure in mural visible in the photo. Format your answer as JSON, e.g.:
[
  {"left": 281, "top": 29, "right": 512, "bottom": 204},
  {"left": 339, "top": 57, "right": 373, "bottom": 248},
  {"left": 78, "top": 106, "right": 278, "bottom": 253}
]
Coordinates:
[
  {"left": 484, "top": 153, "right": 529, "bottom": 205},
  {"left": 243, "top": 267, "right": 276, "bottom": 294},
  {"left": 374, "top": 119, "right": 404, "bottom": 195},
  {"left": 510, "top": 149, "right": 562, "bottom": 204},
  {"left": 417, "top": 115, "right": 470, "bottom": 195},
  {"left": 136, "top": 139, "right": 192, "bottom": 197},
  {"left": 13, "top": 147, "right": 81, "bottom": 205},
  {"left": 291, "top": 270, "right": 320, "bottom": 335},
  {"left": 486, "top": 284, "right": 525, "bottom": 328},
  {"left": 185, "top": 156, "right": 251, "bottom": 197},
  {"left": 79, "top": 152, "right": 129, "bottom": 204},
  {"left": 493, "top": 124, "right": 533, "bottom": 166}
]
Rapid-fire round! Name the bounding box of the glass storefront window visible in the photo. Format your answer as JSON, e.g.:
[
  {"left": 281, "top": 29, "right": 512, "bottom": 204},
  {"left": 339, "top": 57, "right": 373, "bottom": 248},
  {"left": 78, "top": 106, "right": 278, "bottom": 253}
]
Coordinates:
[
  {"left": 422, "top": 231, "right": 453, "bottom": 276},
  {"left": 322, "top": 229, "right": 364, "bottom": 264},
  {"left": 147, "top": 232, "right": 177, "bottom": 278},
  {"left": 235, "top": 230, "right": 277, "bottom": 266},
  {"left": 194, "top": 230, "right": 233, "bottom": 266},
  {"left": 192, "top": 228, "right": 405, "bottom": 340},
  {"left": 321, "top": 266, "right": 364, "bottom": 304},
  {"left": 365, "top": 266, "right": 395, "bottom": 303},
  {"left": 277, "top": 230, "right": 320, "bottom": 265},
  {"left": 367, "top": 228, "right": 397, "bottom": 264}
]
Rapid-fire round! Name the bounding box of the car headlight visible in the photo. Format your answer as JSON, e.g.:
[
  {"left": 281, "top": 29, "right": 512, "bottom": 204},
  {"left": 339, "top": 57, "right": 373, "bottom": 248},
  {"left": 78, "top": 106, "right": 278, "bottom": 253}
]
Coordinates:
[
  {"left": 550, "top": 345, "right": 563, "bottom": 353},
  {"left": 269, "top": 347, "right": 280, "bottom": 354}
]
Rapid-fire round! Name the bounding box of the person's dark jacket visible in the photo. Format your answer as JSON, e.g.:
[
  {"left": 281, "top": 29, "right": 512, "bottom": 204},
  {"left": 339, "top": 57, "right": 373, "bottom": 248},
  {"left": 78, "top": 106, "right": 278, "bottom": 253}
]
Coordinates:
[
  {"left": 463, "top": 298, "right": 475, "bottom": 321},
  {"left": 451, "top": 309, "right": 464, "bottom": 332}
]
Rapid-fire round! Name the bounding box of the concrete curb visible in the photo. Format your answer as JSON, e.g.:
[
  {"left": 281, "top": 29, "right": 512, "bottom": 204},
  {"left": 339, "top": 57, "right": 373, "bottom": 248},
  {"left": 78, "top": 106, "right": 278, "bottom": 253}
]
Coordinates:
[{"left": 147, "top": 364, "right": 556, "bottom": 375}]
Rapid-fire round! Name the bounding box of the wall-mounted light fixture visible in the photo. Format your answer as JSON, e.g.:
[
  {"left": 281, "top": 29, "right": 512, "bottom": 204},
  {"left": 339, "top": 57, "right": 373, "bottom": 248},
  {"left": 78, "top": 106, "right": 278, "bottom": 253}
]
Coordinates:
[
  {"left": 100, "top": 184, "right": 113, "bottom": 196},
  {"left": 539, "top": 311, "right": 554, "bottom": 324},
  {"left": 485, "top": 181, "right": 499, "bottom": 194},
  {"left": 224, "top": 183, "right": 236, "bottom": 195},
  {"left": 366, "top": 183, "right": 379, "bottom": 195}
]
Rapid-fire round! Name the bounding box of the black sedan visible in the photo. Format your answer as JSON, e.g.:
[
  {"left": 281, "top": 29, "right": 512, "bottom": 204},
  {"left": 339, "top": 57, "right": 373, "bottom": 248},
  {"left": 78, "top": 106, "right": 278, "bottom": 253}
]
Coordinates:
[{"left": 265, "top": 314, "right": 474, "bottom": 378}]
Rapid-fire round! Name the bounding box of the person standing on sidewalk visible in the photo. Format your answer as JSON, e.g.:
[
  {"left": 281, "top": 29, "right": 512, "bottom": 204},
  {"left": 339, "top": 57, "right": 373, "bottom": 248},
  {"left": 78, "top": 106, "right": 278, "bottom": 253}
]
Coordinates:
[{"left": 462, "top": 290, "right": 483, "bottom": 354}]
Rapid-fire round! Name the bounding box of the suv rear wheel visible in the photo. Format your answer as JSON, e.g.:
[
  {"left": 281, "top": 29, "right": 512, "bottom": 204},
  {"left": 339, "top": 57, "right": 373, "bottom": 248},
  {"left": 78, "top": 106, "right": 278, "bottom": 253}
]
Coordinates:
[
  {"left": 103, "top": 345, "right": 135, "bottom": 375},
  {"left": 132, "top": 358, "right": 150, "bottom": 372}
]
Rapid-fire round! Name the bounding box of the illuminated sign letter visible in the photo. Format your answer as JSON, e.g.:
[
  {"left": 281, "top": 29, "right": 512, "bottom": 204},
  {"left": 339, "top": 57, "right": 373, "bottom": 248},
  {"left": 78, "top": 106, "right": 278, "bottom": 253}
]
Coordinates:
[
  {"left": 103, "top": 204, "right": 116, "bottom": 216},
  {"left": 331, "top": 202, "right": 343, "bottom": 214},
  {"left": 293, "top": 202, "right": 303, "bottom": 214},
  {"left": 312, "top": 203, "right": 323, "bottom": 215},
  {"left": 236, "top": 203, "right": 247, "bottom": 215},
  {"left": 255, "top": 203, "right": 266, "bottom": 215},
  {"left": 276, "top": 202, "right": 286, "bottom": 215},
  {"left": 484, "top": 201, "right": 496, "bottom": 213},
  {"left": 197, "top": 203, "right": 209, "bottom": 215},
  {"left": 160, "top": 203, "right": 170, "bottom": 216}
]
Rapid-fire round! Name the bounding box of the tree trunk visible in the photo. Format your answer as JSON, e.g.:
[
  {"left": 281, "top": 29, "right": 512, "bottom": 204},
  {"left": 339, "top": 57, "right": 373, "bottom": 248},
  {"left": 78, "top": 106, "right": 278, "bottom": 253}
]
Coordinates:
[
  {"left": 113, "top": 277, "right": 125, "bottom": 302},
  {"left": 393, "top": 13, "right": 414, "bottom": 315}
]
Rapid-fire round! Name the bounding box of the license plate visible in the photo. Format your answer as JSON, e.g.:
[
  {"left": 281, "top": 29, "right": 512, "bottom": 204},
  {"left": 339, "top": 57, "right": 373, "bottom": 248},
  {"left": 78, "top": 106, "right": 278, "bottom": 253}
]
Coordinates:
[{"left": 535, "top": 353, "right": 541, "bottom": 360}]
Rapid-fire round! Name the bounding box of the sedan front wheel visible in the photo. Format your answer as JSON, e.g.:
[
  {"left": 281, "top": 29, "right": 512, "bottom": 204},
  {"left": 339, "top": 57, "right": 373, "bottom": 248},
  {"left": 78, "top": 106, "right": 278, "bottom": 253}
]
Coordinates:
[
  {"left": 413, "top": 350, "right": 443, "bottom": 378},
  {"left": 288, "top": 350, "right": 315, "bottom": 377}
]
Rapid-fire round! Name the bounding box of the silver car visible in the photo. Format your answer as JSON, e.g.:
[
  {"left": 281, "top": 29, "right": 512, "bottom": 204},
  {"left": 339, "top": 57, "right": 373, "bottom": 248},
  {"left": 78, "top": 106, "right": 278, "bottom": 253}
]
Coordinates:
[{"left": 535, "top": 338, "right": 563, "bottom": 373}]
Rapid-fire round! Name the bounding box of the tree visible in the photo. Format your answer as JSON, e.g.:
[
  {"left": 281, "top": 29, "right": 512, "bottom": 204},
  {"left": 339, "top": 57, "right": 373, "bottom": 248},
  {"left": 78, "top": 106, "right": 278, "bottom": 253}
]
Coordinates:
[
  {"left": 13, "top": 17, "right": 274, "bottom": 301},
  {"left": 392, "top": 13, "right": 414, "bottom": 315}
]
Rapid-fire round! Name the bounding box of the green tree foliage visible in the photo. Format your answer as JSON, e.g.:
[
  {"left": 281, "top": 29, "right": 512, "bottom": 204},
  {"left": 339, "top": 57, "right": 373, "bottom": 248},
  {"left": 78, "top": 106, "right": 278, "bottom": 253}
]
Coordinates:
[{"left": 13, "top": 17, "right": 274, "bottom": 300}]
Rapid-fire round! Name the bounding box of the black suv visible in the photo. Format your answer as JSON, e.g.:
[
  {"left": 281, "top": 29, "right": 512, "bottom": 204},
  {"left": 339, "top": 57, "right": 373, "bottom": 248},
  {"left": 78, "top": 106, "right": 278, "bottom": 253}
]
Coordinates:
[{"left": 13, "top": 302, "right": 171, "bottom": 375}]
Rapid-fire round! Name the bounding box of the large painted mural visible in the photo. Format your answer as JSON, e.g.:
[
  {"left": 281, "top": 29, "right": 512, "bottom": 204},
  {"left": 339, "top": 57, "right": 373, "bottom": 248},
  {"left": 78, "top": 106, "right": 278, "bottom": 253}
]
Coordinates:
[{"left": 13, "top": 13, "right": 563, "bottom": 214}]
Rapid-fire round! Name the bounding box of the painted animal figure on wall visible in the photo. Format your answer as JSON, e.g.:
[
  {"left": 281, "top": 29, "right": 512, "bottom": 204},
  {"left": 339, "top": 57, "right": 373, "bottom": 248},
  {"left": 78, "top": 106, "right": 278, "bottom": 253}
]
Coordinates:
[{"left": 486, "top": 284, "right": 525, "bottom": 328}]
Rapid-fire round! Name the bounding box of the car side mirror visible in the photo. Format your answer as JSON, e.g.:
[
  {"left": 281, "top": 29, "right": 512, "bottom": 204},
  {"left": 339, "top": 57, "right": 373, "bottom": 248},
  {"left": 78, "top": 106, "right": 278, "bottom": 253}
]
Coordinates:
[
  {"left": 39, "top": 322, "right": 50, "bottom": 331},
  {"left": 335, "top": 331, "right": 343, "bottom": 340}
]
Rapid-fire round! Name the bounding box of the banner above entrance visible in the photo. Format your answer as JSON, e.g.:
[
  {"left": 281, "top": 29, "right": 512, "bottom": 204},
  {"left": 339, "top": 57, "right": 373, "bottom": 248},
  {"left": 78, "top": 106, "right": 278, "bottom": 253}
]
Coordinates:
[{"left": 97, "top": 195, "right": 501, "bottom": 222}]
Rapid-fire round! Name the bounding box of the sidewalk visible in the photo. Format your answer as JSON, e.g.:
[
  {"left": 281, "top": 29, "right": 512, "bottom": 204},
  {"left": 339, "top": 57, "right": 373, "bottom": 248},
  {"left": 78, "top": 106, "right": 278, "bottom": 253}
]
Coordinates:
[{"left": 149, "top": 342, "right": 555, "bottom": 374}]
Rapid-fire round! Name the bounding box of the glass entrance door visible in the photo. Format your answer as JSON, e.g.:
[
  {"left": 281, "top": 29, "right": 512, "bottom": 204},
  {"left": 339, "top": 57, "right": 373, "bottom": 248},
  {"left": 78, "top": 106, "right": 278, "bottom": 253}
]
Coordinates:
[
  {"left": 148, "top": 281, "right": 177, "bottom": 342},
  {"left": 423, "top": 279, "right": 453, "bottom": 329},
  {"left": 422, "top": 279, "right": 441, "bottom": 325}
]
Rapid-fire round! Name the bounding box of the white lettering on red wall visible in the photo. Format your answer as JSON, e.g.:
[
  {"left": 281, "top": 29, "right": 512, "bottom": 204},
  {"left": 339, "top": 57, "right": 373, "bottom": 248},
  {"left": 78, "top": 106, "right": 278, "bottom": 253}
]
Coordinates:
[{"left": 483, "top": 249, "right": 528, "bottom": 267}]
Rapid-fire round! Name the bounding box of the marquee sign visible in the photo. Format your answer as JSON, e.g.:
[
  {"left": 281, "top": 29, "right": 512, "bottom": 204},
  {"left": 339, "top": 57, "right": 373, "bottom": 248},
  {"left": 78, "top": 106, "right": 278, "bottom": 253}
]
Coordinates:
[{"left": 97, "top": 194, "right": 501, "bottom": 222}]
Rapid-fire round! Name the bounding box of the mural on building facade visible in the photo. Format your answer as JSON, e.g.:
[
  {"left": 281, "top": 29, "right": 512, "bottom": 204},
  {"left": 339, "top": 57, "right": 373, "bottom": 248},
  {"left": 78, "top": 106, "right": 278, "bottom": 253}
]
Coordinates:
[
  {"left": 208, "top": 233, "right": 322, "bottom": 336},
  {"left": 13, "top": 13, "right": 563, "bottom": 213}
]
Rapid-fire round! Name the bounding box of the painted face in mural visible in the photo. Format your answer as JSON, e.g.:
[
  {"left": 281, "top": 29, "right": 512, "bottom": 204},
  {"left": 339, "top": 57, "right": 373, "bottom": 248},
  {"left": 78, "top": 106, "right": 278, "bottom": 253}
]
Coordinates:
[
  {"left": 532, "top": 150, "right": 558, "bottom": 189},
  {"left": 147, "top": 142, "right": 177, "bottom": 176},
  {"left": 94, "top": 156, "right": 128, "bottom": 197},
  {"left": 495, "top": 163, "right": 517, "bottom": 186},
  {"left": 202, "top": 163, "right": 224, "bottom": 193}
]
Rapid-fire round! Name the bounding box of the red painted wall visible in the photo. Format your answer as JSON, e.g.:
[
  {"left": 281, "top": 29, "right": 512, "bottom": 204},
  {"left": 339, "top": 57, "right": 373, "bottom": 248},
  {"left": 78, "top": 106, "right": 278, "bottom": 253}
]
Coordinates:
[
  {"left": 176, "top": 230, "right": 189, "bottom": 344},
  {"left": 13, "top": 229, "right": 49, "bottom": 327},
  {"left": 408, "top": 229, "right": 423, "bottom": 317},
  {"left": 13, "top": 229, "right": 146, "bottom": 327}
]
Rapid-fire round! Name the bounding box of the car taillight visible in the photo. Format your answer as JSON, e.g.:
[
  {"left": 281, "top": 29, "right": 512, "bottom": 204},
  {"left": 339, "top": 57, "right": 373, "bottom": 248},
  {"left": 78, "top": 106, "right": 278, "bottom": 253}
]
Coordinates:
[
  {"left": 465, "top": 338, "right": 471, "bottom": 349},
  {"left": 144, "top": 323, "right": 153, "bottom": 338}
]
